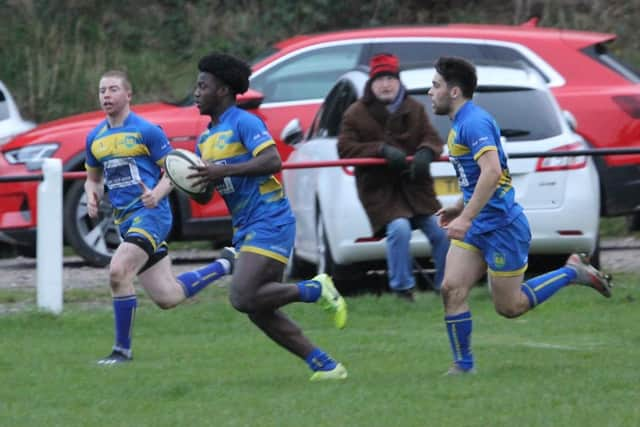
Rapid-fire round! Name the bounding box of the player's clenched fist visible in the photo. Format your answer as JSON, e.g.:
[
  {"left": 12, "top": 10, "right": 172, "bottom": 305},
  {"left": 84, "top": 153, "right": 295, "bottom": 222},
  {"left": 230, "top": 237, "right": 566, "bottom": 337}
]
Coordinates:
[
  {"left": 139, "top": 181, "right": 160, "bottom": 209},
  {"left": 87, "top": 191, "right": 100, "bottom": 219}
]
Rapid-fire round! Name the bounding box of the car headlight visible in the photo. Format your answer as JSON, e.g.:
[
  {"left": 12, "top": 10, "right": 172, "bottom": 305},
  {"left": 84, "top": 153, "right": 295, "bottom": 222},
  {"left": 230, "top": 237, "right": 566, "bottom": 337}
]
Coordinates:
[{"left": 4, "top": 143, "right": 60, "bottom": 166}]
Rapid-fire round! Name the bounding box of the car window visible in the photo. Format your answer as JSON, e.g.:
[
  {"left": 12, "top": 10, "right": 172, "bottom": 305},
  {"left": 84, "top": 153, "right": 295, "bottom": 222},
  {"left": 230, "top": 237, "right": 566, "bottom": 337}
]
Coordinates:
[
  {"left": 250, "top": 44, "right": 363, "bottom": 103},
  {"left": 0, "top": 88, "right": 9, "bottom": 121},
  {"left": 411, "top": 88, "right": 562, "bottom": 142},
  {"left": 582, "top": 42, "right": 640, "bottom": 83},
  {"left": 369, "top": 42, "right": 550, "bottom": 83},
  {"left": 315, "top": 81, "right": 358, "bottom": 138}
]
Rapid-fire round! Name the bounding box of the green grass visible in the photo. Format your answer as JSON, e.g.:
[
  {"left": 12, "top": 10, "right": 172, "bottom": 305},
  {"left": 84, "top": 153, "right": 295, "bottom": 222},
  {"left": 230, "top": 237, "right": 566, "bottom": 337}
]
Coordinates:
[
  {"left": 1, "top": 275, "right": 639, "bottom": 427},
  {"left": 599, "top": 217, "right": 628, "bottom": 237}
]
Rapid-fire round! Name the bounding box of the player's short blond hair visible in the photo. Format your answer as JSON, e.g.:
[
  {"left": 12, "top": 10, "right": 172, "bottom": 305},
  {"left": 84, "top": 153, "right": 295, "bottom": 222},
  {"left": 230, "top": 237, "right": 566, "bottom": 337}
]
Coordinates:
[{"left": 101, "top": 70, "right": 132, "bottom": 92}]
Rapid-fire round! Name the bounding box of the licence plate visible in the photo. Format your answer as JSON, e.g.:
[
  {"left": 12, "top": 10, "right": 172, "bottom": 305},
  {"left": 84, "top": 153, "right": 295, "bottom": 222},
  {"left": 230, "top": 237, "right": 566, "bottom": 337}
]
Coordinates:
[{"left": 434, "top": 177, "right": 460, "bottom": 196}]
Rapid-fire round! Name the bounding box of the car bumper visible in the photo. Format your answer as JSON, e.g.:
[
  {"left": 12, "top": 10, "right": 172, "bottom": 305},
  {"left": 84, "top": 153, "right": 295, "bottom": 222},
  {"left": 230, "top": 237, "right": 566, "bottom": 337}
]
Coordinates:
[
  {"left": 0, "top": 227, "right": 36, "bottom": 246},
  {"left": 0, "top": 157, "right": 39, "bottom": 234}
]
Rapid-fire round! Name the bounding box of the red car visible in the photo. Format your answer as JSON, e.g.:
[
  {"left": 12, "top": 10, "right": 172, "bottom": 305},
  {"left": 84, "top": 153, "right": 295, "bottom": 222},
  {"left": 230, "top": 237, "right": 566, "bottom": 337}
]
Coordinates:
[{"left": 1, "top": 21, "right": 639, "bottom": 265}]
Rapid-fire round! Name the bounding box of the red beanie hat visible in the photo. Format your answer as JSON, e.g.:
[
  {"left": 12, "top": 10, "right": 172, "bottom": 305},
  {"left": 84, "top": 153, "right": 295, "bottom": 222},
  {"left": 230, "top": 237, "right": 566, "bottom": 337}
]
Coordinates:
[{"left": 369, "top": 53, "right": 400, "bottom": 81}]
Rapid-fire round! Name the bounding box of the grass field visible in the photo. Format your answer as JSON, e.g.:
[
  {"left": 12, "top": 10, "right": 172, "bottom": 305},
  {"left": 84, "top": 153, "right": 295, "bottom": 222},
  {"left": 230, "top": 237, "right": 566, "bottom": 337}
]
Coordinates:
[{"left": 1, "top": 272, "right": 639, "bottom": 427}]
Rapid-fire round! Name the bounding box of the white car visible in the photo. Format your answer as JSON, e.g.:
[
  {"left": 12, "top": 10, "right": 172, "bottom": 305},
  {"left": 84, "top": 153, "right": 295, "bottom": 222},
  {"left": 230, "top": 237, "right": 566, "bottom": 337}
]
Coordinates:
[
  {"left": 0, "top": 80, "right": 35, "bottom": 146},
  {"left": 281, "top": 65, "right": 600, "bottom": 288}
]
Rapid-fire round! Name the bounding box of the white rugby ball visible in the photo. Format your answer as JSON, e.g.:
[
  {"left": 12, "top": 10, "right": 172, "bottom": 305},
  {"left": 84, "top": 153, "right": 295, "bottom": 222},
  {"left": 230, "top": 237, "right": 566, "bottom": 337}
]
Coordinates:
[{"left": 164, "top": 149, "right": 207, "bottom": 195}]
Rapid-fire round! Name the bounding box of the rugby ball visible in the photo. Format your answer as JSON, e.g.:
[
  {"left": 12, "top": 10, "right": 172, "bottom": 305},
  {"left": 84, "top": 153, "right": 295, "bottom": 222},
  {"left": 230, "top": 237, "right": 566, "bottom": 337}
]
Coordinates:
[{"left": 164, "top": 149, "right": 207, "bottom": 195}]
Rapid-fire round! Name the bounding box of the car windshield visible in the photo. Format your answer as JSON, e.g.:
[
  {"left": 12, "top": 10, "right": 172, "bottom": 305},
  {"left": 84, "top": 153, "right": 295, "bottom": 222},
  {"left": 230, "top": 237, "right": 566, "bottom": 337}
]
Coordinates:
[{"left": 412, "top": 88, "right": 563, "bottom": 142}]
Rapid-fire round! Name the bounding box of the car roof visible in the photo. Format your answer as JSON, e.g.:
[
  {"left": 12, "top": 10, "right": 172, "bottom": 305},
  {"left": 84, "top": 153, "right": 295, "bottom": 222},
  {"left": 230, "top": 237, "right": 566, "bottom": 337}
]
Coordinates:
[{"left": 262, "top": 24, "right": 615, "bottom": 67}]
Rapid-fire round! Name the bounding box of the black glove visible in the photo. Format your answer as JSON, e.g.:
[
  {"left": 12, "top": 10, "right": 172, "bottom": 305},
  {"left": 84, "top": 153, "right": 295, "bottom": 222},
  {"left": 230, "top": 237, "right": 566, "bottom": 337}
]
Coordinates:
[
  {"left": 410, "top": 148, "right": 434, "bottom": 180},
  {"left": 380, "top": 144, "right": 408, "bottom": 172}
]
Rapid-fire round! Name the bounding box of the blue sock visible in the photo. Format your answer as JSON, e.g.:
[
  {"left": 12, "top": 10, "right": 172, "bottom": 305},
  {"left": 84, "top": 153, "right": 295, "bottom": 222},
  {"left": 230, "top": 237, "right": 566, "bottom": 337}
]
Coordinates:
[
  {"left": 305, "top": 348, "right": 337, "bottom": 372},
  {"left": 520, "top": 266, "right": 577, "bottom": 308},
  {"left": 113, "top": 295, "right": 137, "bottom": 352},
  {"left": 177, "top": 259, "right": 229, "bottom": 298},
  {"left": 297, "top": 279, "right": 322, "bottom": 302},
  {"left": 445, "top": 311, "right": 473, "bottom": 370}
]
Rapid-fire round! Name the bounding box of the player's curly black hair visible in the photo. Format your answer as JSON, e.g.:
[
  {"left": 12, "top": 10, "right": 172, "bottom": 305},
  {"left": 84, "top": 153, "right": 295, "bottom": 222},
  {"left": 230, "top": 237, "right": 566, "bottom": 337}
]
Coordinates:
[{"left": 198, "top": 53, "right": 251, "bottom": 95}]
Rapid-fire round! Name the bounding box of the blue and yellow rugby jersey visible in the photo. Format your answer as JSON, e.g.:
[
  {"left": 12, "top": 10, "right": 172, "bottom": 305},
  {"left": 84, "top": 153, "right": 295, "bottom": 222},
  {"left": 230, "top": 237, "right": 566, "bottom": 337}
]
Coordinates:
[
  {"left": 448, "top": 101, "right": 522, "bottom": 232},
  {"left": 85, "top": 112, "right": 173, "bottom": 220},
  {"left": 196, "top": 106, "right": 295, "bottom": 230}
]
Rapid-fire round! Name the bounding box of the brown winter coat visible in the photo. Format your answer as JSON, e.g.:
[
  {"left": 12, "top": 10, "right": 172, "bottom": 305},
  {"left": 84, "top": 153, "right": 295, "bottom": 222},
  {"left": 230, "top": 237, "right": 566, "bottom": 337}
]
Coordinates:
[{"left": 337, "top": 85, "right": 444, "bottom": 236}]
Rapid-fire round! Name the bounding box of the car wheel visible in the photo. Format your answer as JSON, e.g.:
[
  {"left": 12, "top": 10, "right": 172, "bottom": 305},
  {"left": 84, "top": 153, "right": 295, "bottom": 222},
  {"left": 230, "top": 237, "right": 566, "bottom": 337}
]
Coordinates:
[
  {"left": 16, "top": 244, "right": 35, "bottom": 258},
  {"left": 626, "top": 213, "right": 640, "bottom": 232},
  {"left": 63, "top": 180, "right": 121, "bottom": 267},
  {"left": 589, "top": 236, "right": 601, "bottom": 269}
]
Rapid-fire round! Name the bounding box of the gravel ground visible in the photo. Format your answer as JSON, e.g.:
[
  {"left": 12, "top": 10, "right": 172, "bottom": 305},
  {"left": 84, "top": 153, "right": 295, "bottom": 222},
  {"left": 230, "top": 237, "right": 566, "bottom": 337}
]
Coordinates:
[
  {"left": 0, "top": 248, "right": 221, "bottom": 290},
  {"left": 0, "top": 237, "right": 638, "bottom": 290}
]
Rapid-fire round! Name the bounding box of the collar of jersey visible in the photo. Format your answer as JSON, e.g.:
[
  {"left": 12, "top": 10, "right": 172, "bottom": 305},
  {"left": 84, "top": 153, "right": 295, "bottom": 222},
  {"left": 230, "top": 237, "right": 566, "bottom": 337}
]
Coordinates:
[
  {"left": 453, "top": 101, "right": 474, "bottom": 125},
  {"left": 208, "top": 105, "right": 237, "bottom": 130},
  {"left": 107, "top": 112, "right": 134, "bottom": 129}
]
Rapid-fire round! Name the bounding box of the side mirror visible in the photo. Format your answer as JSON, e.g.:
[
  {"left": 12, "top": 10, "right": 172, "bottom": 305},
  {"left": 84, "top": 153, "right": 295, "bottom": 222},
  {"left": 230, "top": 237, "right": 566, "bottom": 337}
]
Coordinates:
[
  {"left": 237, "top": 88, "right": 264, "bottom": 110},
  {"left": 563, "top": 110, "right": 578, "bottom": 131},
  {"left": 280, "top": 118, "right": 304, "bottom": 145}
]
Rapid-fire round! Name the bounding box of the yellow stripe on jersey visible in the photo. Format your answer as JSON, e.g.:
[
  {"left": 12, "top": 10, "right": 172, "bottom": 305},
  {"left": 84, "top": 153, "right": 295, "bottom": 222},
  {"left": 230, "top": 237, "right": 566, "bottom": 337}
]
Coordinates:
[
  {"left": 199, "top": 130, "right": 248, "bottom": 161},
  {"left": 259, "top": 177, "right": 284, "bottom": 200},
  {"left": 91, "top": 132, "right": 149, "bottom": 161},
  {"left": 252, "top": 139, "right": 276, "bottom": 156},
  {"left": 85, "top": 163, "right": 102, "bottom": 171},
  {"left": 498, "top": 169, "right": 512, "bottom": 186},
  {"left": 473, "top": 145, "right": 497, "bottom": 161},
  {"left": 447, "top": 131, "right": 471, "bottom": 157},
  {"left": 449, "top": 143, "right": 471, "bottom": 157},
  {"left": 497, "top": 169, "right": 513, "bottom": 196}
]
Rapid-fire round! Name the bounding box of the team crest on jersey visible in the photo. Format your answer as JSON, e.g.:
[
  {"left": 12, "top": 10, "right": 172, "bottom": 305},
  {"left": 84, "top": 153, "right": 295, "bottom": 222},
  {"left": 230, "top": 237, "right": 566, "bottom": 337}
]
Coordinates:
[
  {"left": 212, "top": 130, "right": 233, "bottom": 150},
  {"left": 122, "top": 134, "right": 138, "bottom": 149}
]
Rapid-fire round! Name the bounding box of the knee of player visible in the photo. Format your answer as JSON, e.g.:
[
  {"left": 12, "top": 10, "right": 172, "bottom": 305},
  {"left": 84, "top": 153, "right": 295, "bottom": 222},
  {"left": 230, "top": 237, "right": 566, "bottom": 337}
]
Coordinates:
[
  {"left": 155, "top": 299, "right": 178, "bottom": 310},
  {"left": 109, "top": 263, "right": 134, "bottom": 288},
  {"left": 440, "top": 281, "right": 460, "bottom": 301},
  {"left": 229, "top": 290, "right": 255, "bottom": 313},
  {"left": 494, "top": 304, "right": 523, "bottom": 319}
]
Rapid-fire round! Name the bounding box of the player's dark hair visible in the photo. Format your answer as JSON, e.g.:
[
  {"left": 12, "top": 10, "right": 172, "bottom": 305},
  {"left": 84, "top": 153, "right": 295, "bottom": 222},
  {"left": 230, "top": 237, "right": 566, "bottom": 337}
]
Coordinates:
[
  {"left": 101, "top": 70, "right": 132, "bottom": 92},
  {"left": 434, "top": 57, "right": 477, "bottom": 98},
  {"left": 198, "top": 53, "right": 251, "bottom": 95}
]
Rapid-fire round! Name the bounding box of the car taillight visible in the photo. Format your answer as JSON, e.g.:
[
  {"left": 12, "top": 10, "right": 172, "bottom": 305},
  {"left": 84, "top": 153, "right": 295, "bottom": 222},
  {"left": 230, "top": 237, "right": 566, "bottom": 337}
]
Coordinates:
[
  {"left": 342, "top": 166, "right": 355, "bottom": 176},
  {"left": 535, "top": 142, "right": 587, "bottom": 172},
  {"left": 612, "top": 95, "right": 640, "bottom": 119}
]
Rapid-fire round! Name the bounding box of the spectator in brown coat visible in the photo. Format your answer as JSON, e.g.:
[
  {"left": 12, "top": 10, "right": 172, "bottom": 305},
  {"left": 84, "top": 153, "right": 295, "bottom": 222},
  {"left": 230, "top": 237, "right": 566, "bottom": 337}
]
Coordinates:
[{"left": 338, "top": 53, "right": 450, "bottom": 300}]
